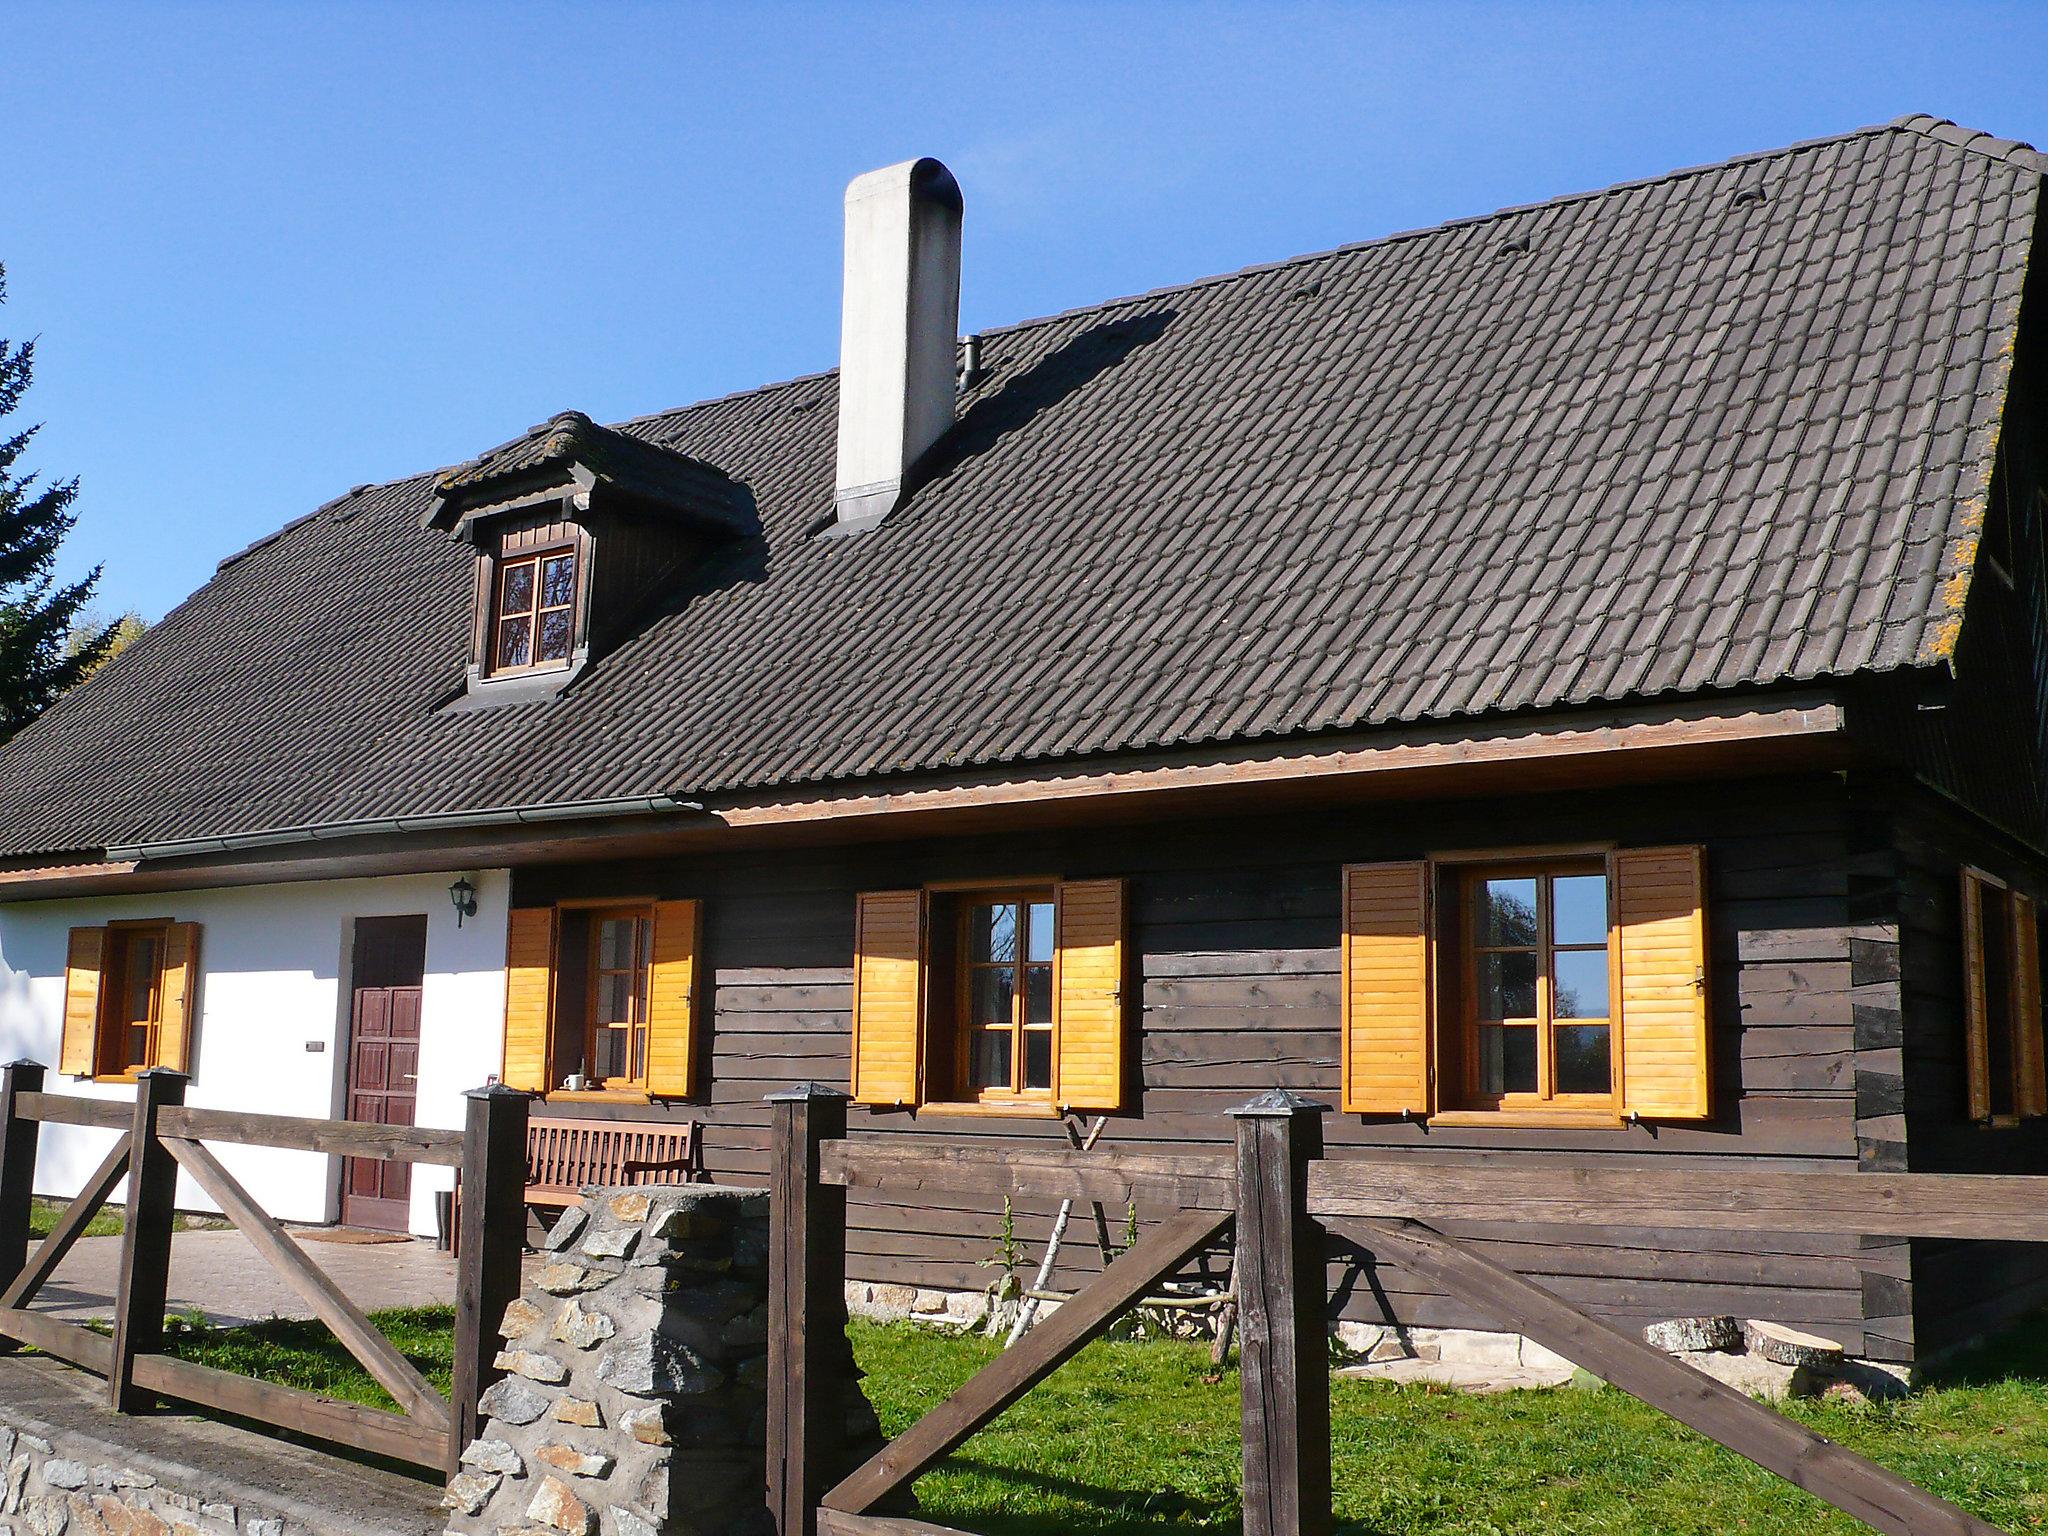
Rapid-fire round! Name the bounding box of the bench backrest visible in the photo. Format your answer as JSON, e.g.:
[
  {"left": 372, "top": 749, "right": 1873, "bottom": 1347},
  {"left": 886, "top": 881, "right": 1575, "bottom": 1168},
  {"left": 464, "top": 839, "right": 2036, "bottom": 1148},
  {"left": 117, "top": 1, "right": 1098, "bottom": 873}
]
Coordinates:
[{"left": 527, "top": 1116, "right": 697, "bottom": 1191}]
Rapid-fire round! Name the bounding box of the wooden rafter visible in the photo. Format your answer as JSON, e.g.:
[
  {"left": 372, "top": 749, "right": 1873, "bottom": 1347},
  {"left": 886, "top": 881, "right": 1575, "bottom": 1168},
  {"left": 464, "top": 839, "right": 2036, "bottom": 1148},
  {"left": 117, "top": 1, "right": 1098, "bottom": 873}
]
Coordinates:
[{"left": 0, "top": 1134, "right": 129, "bottom": 1310}]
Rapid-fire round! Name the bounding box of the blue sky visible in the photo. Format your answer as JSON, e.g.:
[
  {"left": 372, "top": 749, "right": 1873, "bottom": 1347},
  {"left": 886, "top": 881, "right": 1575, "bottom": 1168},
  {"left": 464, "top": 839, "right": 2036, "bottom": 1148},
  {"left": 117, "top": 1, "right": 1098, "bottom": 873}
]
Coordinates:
[{"left": 9, "top": 1, "right": 2048, "bottom": 620}]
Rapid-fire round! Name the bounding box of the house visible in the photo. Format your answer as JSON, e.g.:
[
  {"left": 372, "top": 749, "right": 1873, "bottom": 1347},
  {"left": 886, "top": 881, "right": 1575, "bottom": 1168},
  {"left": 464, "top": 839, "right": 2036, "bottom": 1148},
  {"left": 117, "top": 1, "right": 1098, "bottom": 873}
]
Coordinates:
[{"left": 0, "top": 116, "right": 2043, "bottom": 1370}]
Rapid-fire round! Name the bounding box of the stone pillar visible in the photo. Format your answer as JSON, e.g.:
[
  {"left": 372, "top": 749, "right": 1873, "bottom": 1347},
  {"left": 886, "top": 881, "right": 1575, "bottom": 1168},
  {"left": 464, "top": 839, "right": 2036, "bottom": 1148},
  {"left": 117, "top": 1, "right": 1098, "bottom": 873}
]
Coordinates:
[{"left": 443, "top": 1185, "right": 775, "bottom": 1536}]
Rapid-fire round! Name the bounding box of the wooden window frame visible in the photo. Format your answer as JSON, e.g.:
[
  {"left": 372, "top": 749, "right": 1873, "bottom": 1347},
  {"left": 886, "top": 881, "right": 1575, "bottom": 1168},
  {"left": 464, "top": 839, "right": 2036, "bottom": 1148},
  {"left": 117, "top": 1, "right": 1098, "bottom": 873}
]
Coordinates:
[
  {"left": 583, "top": 904, "right": 654, "bottom": 1094},
  {"left": 1960, "top": 867, "right": 2044, "bottom": 1125},
  {"left": 96, "top": 919, "right": 171, "bottom": 1082},
  {"left": 1451, "top": 859, "right": 1618, "bottom": 1115},
  {"left": 942, "top": 887, "right": 1058, "bottom": 1114},
  {"left": 487, "top": 542, "right": 580, "bottom": 679}
]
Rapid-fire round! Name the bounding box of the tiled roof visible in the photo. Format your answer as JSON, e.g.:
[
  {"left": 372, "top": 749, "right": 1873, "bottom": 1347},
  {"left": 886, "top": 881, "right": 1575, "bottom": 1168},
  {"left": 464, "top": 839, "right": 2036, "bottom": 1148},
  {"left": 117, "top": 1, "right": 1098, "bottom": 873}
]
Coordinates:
[{"left": 0, "top": 116, "right": 2038, "bottom": 860}]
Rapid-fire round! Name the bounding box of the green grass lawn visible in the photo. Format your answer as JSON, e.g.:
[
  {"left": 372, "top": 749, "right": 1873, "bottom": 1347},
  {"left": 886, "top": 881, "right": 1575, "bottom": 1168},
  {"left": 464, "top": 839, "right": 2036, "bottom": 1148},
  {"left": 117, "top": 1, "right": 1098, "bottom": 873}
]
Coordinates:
[
  {"left": 138, "top": 1308, "right": 2048, "bottom": 1533},
  {"left": 28, "top": 1197, "right": 231, "bottom": 1239}
]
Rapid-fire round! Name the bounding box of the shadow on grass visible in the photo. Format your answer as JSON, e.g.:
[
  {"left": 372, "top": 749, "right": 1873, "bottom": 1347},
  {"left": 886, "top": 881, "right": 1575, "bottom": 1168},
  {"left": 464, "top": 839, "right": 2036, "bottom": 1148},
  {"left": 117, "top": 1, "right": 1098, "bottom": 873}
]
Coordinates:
[{"left": 920, "top": 1453, "right": 1234, "bottom": 1533}]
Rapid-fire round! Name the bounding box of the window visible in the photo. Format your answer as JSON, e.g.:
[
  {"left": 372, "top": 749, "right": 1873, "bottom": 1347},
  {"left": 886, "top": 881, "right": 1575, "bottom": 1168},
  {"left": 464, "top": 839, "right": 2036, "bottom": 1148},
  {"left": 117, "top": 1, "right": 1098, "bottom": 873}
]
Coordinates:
[
  {"left": 1460, "top": 866, "right": 1614, "bottom": 1108},
  {"left": 60, "top": 921, "right": 201, "bottom": 1081},
  {"left": 1341, "top": 847, "right": 1711, "bottom": 1122},
  {"left": 958, "top": 893, "right": 1057, "bottom": 1104},
  {"left": 491, "top": 547, "right": 578, "bottom": 675},
  {"left": 587, "top": 907, "right": 652, "bottom": 1089},
  {"left": 499, "top": 900, "right": 702, "bottom": 1099},
  {"left": 849, "top": 880, "right": 1126, "bottom": 1114},
  {"left": 1960, "top": 869, "right": 2045, "bottom": 1122}
]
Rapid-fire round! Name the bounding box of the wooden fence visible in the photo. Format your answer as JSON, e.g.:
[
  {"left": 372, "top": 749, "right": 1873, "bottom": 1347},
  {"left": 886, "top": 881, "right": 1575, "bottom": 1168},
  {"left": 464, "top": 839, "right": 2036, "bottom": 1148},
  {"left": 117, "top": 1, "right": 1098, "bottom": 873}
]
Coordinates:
[
  {"left": 0, "top": 1061, "right": 529, "bottom": 1477},
  {"left": 769, "top": 1084, "right": 2048, "bottom": 1536}
]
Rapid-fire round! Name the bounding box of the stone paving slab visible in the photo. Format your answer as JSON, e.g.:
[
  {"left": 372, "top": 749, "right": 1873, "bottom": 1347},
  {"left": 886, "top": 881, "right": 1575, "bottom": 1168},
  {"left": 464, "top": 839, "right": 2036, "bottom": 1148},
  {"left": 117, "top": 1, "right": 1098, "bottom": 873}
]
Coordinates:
[{"left": 34, "top": 1229, "right": 534, "bottom": 1326}]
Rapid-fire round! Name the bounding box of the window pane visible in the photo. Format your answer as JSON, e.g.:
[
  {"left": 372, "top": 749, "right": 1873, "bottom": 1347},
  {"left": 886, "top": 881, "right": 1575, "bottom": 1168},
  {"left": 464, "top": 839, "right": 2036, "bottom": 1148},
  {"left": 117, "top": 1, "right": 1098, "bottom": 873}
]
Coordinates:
[
  {"left": 1479, "top": 1024, "right": 1538, "bottom": 1095},
  {"left": 1476, "top": 950, "right": 1538, "bottom": 1021},
  {"left": 1552, "top": 875, "right": 1608, "bottom": 946},
  {"left": 970, "top": 967, "right": 1015, "bottom": 1027},
  {"left": 593, "top": 1025, "right": 628, "bottom": 1080},
  {"left": 499, "top": 561, "right": 535, "bottom": 616},
  {"left": 126, "top": 1025, "right": 151, "bottom": 1071},
  {"left": 973, "top": 1030, "right": 1012, "bottom": 1090},
  {"left": 1025, "top": 964, "right": 1053, "bottom": 1025},
  {"left": 1023, "top": 1029, "right": 1052, "bottom": 1090},
  {"left": 598, "top": 918, "right": 635, "bottom": 971},
  {"left": 123, "top": 936, "right": 158, "bottom": 1023},
  {"left": 1480, "top": 878, "right": 1539, "bottom": 946},
  {"left": 969, "top": 903, "right": 1019, "bottom": 964},
  {"left": 1026, "top": 902, "right": 1055, "bottom": 963},
  {"left": 1556, "top": 1025, "right": 1612, "bottom": 1095},
  {"left": 538, "top": 608, "right": 573, "bottom": 661},
  {"left": 496, "top": 615, "right": 532, "bottom": 670},
  {"left": 1553, "top": 950, "right": 1610, "bottom": 1019},
  {"left": 597, "top": 971, "right": 635, "bottom": 1025},
  {"left": 541, "top": 554, "right": 576, "bottom": 609}
]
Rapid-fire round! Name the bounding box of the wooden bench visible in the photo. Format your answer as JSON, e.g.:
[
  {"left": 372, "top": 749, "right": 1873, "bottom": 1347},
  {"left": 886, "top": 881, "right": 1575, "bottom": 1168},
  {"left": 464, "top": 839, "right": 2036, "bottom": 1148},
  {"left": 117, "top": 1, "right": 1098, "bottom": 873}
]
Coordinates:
[{"left": 525, "top": 1116, "right": 702, "bottom": 1209}]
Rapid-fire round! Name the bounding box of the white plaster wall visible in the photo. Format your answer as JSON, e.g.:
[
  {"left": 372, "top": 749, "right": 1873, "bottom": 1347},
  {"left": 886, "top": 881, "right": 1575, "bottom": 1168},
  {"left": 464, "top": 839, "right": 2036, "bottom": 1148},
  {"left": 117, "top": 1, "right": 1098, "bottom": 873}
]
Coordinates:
[{"left": 0, "top": 870, "right": 511, "bottom": 1234}]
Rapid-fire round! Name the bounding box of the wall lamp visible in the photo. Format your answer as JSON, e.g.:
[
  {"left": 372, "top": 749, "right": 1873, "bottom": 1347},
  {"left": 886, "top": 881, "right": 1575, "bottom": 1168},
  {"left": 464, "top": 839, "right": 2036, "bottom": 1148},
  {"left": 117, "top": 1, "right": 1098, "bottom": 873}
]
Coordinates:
[{"left": 449, "top": 876, "right": 479, "bottom": 927}]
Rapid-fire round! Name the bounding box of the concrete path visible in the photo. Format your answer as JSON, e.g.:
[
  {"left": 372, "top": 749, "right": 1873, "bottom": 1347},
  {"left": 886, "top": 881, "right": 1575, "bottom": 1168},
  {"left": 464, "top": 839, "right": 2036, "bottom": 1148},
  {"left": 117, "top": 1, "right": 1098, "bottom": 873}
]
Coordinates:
[{"left": 32, "top": 1229, "right": 509, "bottom": 1326}]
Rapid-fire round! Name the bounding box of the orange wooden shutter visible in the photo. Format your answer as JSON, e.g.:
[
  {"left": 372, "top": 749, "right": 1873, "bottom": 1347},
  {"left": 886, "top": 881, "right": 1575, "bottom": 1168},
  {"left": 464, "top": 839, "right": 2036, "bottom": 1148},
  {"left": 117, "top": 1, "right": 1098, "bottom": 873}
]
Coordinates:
[
  {"left": 60, "top": 927, "right": 105, "bottom": 1078},
  {"left": 645, "top": 899, "right": 702, "bottom": 1098},
  {"left": 502, "top": 906, "right": 557, "bottom": 1093},
  {"left": 1614, "top": 846, "right": 1711, "bottom": 1120},
  {"left": 1340, "top": 862, "right": 1432, "bottom": 1115},
  {"left": 1961, "top": 872, "right": 1992, "bottom": 1120},
  {"left": 156, "top": 922, "right": 202, "bottom": 1074},
  {"left": 850, "top": 890, "right": 925, "bottom": 1107},
  {"left": 1055, "top": 878, "right": 1126, "bottom": 1111},
  {"left": 2013, "top": 893, "right": 2045, "bottom": 1118}
]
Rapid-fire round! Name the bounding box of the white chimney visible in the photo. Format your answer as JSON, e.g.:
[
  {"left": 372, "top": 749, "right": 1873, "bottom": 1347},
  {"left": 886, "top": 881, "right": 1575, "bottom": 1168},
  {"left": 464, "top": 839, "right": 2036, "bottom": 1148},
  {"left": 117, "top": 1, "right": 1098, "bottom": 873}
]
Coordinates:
[{"left": 833, "top": 158, "right": 963, "bottom": 531}]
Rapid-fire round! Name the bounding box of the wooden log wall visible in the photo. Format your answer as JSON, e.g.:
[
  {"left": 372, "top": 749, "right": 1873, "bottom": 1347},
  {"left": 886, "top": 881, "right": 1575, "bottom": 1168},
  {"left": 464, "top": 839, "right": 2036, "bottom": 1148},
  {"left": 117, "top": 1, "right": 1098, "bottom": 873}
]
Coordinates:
[{"left": 519, "top": 772, "right": 1894, "bottom": 1354}]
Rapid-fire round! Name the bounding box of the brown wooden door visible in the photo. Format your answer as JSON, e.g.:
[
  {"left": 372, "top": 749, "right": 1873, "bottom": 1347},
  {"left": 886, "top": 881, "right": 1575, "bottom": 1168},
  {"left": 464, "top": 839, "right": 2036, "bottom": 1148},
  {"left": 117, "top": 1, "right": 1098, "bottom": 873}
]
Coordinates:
[{"left": 342, "top": 915, "right": 427, "bottom": 1232}]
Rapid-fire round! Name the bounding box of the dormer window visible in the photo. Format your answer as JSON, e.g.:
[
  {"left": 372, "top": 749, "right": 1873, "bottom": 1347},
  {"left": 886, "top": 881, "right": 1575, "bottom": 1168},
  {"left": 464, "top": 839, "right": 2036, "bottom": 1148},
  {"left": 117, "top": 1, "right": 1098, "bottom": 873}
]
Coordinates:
[
  {"left": 424, "top": 410, "right": 757, "bottom": 702},
  {"left": 493, "top": 546, "right": 579, "bottom": 675}
]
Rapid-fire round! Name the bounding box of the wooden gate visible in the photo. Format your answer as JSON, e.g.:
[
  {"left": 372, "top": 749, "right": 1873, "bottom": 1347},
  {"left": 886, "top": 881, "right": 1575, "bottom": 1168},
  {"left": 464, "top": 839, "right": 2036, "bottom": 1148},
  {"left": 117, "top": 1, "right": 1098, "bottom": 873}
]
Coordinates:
[
  {"left": 0, "top": 1062, "right": 528, "bottom": 1477},
  {"left": 766, "top": 1084, "right": 2043, "bottom": 1536}
]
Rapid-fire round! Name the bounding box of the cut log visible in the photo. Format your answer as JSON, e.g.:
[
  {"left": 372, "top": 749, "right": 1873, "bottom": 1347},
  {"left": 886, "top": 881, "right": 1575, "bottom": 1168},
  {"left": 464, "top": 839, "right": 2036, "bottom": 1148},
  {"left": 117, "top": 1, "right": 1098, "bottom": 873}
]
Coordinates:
[
  {"left": 1742, "top": 1320, "right": 1846, "bottom": 1368},
  {"left": 1643, "top": 1316, "right": 1740, "bottom": 1353}
]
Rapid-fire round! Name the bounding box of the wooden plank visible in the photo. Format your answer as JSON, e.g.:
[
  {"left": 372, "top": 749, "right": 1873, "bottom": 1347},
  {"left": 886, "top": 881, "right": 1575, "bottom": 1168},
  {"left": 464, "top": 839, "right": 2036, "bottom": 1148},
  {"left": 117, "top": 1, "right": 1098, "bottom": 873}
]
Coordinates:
[
  {"left": 0, "top": 1063, "right": 46, "bottom": 1308},
  {"left": 20, "top": 1093, "right": 129, "bottom": 1130},
  {"left": 817, "top": 1512, "right": 976, "bottom": 1536},
  {"left": 823, "top": 1141, "right": 1234, "bottom": 1210},
  {"left": 110, "top": 1070, "right": 182, "bottom": 1413},
  {"left": 0, "top": 1307, "right": 113, "bottom": 1373},
  {"left": 452, "top": 1085, "right": 530, "bottom": 1473},
  {"left": 132, "top": 1353, "right": 445, "bottom": 1469},
  {"left": 157, "top": 1104, "right": 464, "bottom": 1166},
  {"left": 162, "top": 1135, "right": 448, "bottom": 1432},
  {"left": 1307, "top": 1161, "right": 2048, "bottom": 1240},
  {"left": 1332, "top": 1216, "right": 2000, "bottom": 1536},
  {"left": 0, "top": 1134, "right": 130, "bottom": 1309},
  {"left": 822, "top": 1205, "right": 1231, "bottom": 1516}
]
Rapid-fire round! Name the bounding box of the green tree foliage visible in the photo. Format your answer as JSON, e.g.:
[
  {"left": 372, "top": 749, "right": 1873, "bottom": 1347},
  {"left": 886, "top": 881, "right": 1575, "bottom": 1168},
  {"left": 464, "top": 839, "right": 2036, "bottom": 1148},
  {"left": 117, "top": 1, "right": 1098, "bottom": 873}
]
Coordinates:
[{"left": 0, "top": 263, "right": 115, "bottom": 741}]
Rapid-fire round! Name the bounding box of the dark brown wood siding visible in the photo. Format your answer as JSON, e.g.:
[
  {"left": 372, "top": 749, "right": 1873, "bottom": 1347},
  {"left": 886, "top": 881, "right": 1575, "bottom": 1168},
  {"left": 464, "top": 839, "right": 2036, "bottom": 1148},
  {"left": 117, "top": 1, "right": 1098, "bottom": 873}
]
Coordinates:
[{"left": 516, "top": 772, "right": 1890, "bottom": 1353}]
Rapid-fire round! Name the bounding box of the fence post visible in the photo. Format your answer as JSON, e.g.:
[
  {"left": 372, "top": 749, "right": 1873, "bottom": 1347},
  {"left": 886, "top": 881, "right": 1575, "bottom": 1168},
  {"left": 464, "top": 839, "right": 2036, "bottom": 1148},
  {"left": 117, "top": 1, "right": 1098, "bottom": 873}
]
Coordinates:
[
  {"left": 451, "top": 1083, "right": 530, "bottom": 1473},
  {"left": 766, "top": 1082, "right": 850, "bottom": 1536},
  {"left": 109, "top": 1067, "right": 186, "bottom": 1412},
  {"left": 1232, "top": 1090, "right": 1332, "bottom": 1536},
  {"left": 0, "top": 1061, "right": 46, "bottom": 1309}
]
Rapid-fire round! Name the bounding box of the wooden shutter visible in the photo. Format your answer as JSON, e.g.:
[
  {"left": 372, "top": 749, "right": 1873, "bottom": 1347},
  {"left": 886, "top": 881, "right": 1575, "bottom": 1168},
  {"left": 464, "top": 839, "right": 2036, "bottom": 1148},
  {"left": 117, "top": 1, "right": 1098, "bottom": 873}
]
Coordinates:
[
  {"left": 2013, "top": 893, "right": 2046, "bottom": 1118},
  {"left": 1055, "top": 878, "right": 1126, "bottom": 1111},
  {"left": 1614, "top": 846, "right": 1711, "bottom": 1120},
  {"left": 502, "top": 906, "right": 557, "bottom": 1094},
  {"left": 1961, "top": 872, "right": 1992, "bottom": 1120},
  {"left": 1340, "top": 862, "right": 1432, "bottom": 1115},
  {"left": 850, "top": 890, "right": 925, "bottom": 1107},
  {"left": 156, "top": 923, "right": 202, "bottom": 1074},
  {"left": 60, "top": 927, "right": 105, "bottom": 1078},
  {"left": 645, "top": 899, "right": 702, "bottom": 1099}
]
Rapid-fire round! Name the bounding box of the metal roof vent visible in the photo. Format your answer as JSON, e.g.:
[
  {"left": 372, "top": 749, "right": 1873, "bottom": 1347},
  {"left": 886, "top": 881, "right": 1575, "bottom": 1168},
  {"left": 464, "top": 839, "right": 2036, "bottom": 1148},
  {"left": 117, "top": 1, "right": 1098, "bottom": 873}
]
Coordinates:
[{"left": 832, "top": 158, "right": 964, "bottom": 534}]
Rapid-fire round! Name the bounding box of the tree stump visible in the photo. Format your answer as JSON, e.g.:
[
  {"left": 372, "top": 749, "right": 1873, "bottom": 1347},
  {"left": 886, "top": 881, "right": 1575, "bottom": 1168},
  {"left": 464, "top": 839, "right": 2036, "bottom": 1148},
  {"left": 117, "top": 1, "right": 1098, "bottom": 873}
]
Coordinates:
[
  {"left": 1643, "top": 1316, "right": 1740, "bottom": 1353},
  {"left": 1742, "top": 1320, "right": 1847, "bottom": 1368}
]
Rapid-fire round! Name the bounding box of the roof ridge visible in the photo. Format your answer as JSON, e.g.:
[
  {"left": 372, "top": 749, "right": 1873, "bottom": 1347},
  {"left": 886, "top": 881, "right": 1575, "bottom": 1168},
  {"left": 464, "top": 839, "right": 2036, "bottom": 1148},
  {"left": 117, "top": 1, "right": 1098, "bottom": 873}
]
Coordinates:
[{"left": 1889, "top": 113, "right": 2048, "bottom": 176}]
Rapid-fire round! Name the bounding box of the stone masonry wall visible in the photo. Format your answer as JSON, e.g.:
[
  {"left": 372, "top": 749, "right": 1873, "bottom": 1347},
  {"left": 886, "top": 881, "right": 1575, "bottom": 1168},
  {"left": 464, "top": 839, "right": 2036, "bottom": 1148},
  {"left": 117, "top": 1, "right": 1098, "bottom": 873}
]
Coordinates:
[
  {"left": 444, "top": 1183, "right": 878, "bottom": 1536},
  {"left": 0, "top": 1420, "right": 286, "bottom": 1536}
]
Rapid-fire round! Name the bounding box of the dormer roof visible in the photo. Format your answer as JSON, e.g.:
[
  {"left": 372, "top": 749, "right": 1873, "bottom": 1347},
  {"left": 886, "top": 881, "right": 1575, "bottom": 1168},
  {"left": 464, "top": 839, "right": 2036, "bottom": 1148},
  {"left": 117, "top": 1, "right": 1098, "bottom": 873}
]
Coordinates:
[{"left": 425, "top": 410, "right": 754, "bottom": 538}]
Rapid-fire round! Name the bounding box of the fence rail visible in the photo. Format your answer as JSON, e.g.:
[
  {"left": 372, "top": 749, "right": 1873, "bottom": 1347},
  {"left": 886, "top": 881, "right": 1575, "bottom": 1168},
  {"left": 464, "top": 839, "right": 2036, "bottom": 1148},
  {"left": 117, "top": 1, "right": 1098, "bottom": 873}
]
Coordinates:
[
  {"left": 0, "top": 1061, "right": 527, "bottom": 1477},
  {"left": 774, "top": 1087, "right": 2048, "bottom": 1536}
]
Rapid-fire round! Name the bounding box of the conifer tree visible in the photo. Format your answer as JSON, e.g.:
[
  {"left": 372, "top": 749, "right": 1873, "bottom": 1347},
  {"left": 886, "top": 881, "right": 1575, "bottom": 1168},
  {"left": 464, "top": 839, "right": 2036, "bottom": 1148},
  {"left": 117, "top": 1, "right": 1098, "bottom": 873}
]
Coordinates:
[{"left": 0, "top": 264, "right": 114, "bottom": 741}]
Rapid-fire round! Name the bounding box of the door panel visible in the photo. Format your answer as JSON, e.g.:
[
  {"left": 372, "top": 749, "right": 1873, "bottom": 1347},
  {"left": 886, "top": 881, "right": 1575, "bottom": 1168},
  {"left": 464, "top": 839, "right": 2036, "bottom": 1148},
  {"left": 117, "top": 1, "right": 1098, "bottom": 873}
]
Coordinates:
[{"left": 342, "top": 917, "right": 427, "bottom": 1231}]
